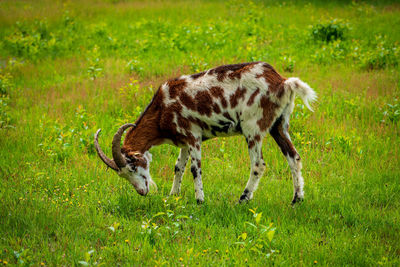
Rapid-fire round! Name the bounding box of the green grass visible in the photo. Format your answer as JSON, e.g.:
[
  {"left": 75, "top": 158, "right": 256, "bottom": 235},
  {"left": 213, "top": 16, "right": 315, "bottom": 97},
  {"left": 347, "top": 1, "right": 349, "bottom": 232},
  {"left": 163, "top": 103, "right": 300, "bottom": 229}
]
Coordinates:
[{"left": 1, "top": 0, "right": 399, "bottom": 265}]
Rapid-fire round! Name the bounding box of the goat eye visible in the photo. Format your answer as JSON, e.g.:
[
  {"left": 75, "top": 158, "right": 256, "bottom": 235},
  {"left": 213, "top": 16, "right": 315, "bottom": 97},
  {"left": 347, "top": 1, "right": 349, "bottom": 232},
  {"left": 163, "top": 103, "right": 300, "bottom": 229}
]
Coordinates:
[{"left": 127, "top": 162, "right": 137, "bottom": 171}]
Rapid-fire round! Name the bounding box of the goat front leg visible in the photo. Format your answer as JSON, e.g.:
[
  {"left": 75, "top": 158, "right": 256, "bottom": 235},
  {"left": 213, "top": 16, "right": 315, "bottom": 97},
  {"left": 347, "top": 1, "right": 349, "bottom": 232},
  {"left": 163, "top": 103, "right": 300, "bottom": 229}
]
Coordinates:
[
  {"left": 170, "top": 146, "right": 189, "bottom": 195},
  {"left": 188, "top": 142, "right": 204, "bottom": 204},
  {"left": 270, "top": 116, "right": 304, "bottom": 204},
  {"left": 239, "top": 136, "right": 266, "bottom": 203}
]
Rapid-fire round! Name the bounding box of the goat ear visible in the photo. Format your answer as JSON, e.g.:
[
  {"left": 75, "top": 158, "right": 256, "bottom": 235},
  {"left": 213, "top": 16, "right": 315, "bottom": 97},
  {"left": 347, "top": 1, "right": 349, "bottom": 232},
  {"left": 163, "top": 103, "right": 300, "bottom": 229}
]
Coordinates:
[{"left": 144, "top": 151, "right": 152, "bottom": 163}]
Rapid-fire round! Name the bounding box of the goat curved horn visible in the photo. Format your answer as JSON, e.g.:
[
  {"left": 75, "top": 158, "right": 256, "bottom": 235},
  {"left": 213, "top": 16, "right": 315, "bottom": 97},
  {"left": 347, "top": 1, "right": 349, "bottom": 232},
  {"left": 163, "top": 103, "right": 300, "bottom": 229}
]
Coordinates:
[
  {"left": 112, "top": 123, "right": 136, "bottom": 169},
  {"left": 94, "top": 129, "right": 119, "bottom": 171}
]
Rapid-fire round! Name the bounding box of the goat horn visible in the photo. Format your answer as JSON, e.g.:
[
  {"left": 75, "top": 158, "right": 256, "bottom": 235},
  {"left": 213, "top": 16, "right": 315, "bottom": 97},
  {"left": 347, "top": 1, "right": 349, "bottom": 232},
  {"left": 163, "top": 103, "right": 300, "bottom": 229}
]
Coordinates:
[
  {"left": 112, "top": 123, "right": 136, "bottom": 169},
  {"left": 94, "top": 129, "right": 119, "bottom": 171}
]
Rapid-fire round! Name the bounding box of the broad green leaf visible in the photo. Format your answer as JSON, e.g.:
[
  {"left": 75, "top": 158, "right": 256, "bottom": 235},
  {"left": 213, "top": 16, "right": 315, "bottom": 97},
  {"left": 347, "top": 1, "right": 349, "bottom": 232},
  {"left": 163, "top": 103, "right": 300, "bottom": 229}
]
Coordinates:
[
  {"left": 113, "top": 222, "right": 120, "bottom": 230},
  {"left": 267, "top": 229, "right": 275, "bottom": 242},
  {"left": 255, "top": 212, "right": 262, "bottom": 224},
  {"left": 84, "top": 252, "right": 90, "bottom": 262},
  {"left": 241, "top": 232, "right": 247, "bottom": 240}
]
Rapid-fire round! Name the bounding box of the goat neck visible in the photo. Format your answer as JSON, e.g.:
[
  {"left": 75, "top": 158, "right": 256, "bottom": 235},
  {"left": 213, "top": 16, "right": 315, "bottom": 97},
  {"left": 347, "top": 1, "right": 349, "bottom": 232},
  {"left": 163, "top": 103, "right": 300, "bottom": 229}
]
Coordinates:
[{"left": 122, "top": 109, "right": 164, "bottom": 154}]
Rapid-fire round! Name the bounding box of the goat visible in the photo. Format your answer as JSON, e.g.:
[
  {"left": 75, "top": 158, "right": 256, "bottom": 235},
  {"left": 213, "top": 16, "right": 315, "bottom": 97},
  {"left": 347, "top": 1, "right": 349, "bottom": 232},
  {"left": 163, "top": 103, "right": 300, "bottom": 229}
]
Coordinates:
[{"left": 94, "top": 62, "right": 317, "bottom": 204}]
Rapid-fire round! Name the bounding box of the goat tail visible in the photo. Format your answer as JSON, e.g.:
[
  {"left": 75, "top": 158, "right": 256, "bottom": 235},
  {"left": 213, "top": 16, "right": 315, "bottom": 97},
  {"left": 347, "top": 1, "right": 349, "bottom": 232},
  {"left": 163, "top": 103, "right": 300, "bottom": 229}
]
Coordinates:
[{"left": 284, "top": 77, "right": 317, "bottom": 112}]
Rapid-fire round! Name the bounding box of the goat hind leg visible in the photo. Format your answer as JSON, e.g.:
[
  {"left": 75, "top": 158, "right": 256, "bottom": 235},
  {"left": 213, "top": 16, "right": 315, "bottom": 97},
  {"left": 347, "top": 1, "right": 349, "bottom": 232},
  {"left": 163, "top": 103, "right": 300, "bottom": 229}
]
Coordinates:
[{"left": 270, "top": 116, "right": 304, "bottom": 204}]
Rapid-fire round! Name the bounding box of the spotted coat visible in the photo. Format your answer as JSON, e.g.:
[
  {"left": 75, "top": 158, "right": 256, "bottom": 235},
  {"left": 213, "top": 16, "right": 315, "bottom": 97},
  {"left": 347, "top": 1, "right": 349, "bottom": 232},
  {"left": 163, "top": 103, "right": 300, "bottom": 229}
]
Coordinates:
[{"left": 113, "top": 62, "right": 317, "bottom": 203}]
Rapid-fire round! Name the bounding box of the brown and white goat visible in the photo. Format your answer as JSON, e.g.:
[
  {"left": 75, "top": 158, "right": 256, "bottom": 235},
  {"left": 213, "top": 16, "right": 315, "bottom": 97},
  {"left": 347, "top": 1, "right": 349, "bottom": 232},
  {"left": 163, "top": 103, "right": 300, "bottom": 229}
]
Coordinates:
[{"left": 94, "top": 62, "right": 317, "bottom": 204}]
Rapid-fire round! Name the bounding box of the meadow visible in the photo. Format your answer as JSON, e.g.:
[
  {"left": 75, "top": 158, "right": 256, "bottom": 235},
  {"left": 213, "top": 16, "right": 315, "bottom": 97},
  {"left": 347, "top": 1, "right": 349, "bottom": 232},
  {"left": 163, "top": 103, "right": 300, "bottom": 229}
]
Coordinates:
[{"left": 0, "top": 0, "right": 399, "bottom": 265}]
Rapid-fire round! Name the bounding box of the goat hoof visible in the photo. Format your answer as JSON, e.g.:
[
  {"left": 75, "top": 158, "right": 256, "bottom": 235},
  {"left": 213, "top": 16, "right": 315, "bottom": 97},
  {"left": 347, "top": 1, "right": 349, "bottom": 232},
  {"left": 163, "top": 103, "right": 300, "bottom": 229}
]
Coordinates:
[
  {"left": 291, "top": 191, "right": 304, "bottom": 205},
  {"left": 169, "top": 191, "right": 180, "bottom": 196},
  {"left": 196, "top": 199, "right": 204, "bottom": 205},
  {"left": 238, "top": 190, "right": 253, "bottom": 204},
  {"left": 291, "top": 196, "right": 304, "bottom": 206},
  {"left": 238, "top": 195, "right": 250, "bottom": 204}
]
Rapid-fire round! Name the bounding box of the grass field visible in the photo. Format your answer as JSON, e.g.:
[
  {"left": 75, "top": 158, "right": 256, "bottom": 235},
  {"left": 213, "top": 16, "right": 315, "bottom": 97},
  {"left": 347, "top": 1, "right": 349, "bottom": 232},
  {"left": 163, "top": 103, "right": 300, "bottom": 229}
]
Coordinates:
[{"left": 1, "top": 0, "right": 400, "bottom": 265}]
